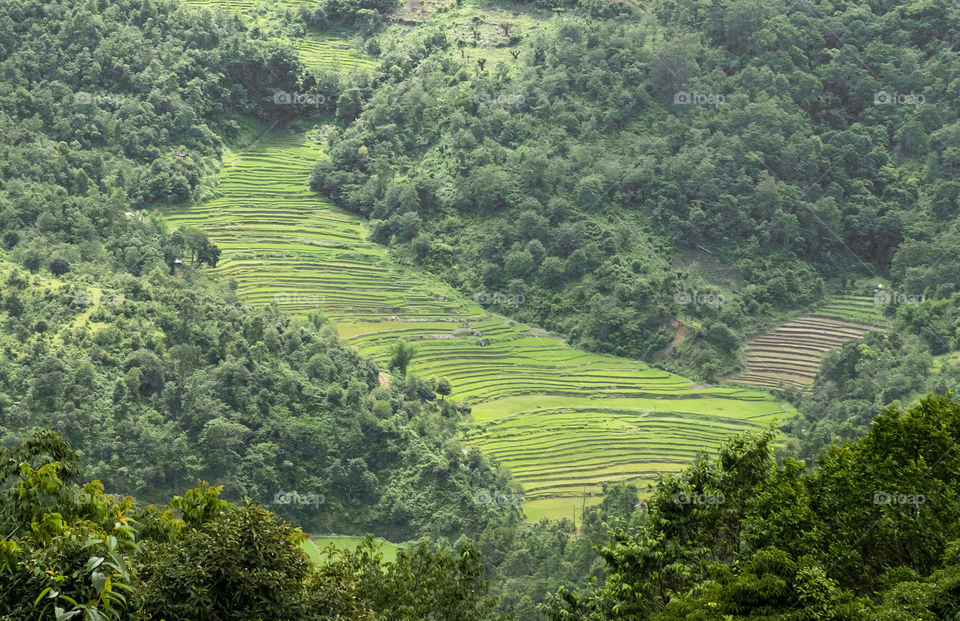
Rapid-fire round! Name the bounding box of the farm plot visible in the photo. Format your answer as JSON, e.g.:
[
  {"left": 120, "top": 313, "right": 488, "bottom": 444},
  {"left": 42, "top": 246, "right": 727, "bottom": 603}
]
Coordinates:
[
  {"left": 182, "top": 0, "right": 308, "bottom": 11},
  {"left": 180, "top": 0, "right": 374, "bottom": 74},
  {"left": 730, "top": 297, "right": 887, "bottom": 390},
  {"left": 815, "top": 294, "right": 889, "bottom": 326},
  {"left": 464, "top": 399, "right": 784, "bottom": 502},
  {"left": 166, "top": 131, "right": 792, "bottom": 519},
  {"left": 293, "top": 34, "right": 376, "bottom": 73},
  {"left": 303, "top": 536, "right": 400, "bottom": 564}
]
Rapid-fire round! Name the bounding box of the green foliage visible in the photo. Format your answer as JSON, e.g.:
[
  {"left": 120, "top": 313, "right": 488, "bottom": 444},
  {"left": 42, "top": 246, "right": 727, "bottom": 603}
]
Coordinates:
[
  {"left": 388, "top": 339, "right": 417, "bottom": 375},
  {"left": 655, "top": 548, "right": 874, "bottom": 620},
  {"left": 0, "top": 0, "right": 302, "bottom": 209},
  {"left": 310, "top": 0, "right": 960, "bottom": 380},
  {"left": 791, "top": 296, "right": 960, "bottom": 458},
  {"left": 137, "top": 502, "right": 312, "bottom": 620},
  {"left": 544, "top": 395, "right": 960, "bottom": 619},
  {"left": 0, "top": 0, "right": 517, "bottom": 542},
  {"left": 305, "top": 0, "right": 400, "bottom": 33},
  {"left": 0, "top": 432, "right": 508, "bottom": 620}
]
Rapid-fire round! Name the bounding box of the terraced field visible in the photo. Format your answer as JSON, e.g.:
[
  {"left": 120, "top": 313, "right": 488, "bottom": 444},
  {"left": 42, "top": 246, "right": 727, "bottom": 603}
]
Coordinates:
[
  {"left": 816, "top": 294, "right": 889, "bottom": 326},
  {"left": 165, "top": 131, "right": 791, "bottom": 519},
  {"left": 165, "top": 0, "right": 792, "bottom": 520},
  {"left": 730, "top": 295, "right": 887, "bottom": 390},
  {"left": 182, "top": 0, "right": 374, "bottom": 74},
  {"left": 183, "top": 0, "right": 308, "bottom": 11},
  {"left": 292, "top": 34, "right": 376, "bottom": 73}
]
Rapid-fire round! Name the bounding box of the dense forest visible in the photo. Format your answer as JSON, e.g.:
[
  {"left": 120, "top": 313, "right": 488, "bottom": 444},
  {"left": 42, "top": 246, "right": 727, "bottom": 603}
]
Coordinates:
[
  {"left": 0, "top": 0, "right": 519, "bottom": 541},
  {"left": 312, "top": 0, "right": 960, "bottom": 380},
  {"left": 6, "top": 397, "right": 960, "bottom": 618},
  {"left": 2, "top": 0, "right": 960, "bottom": 618}
]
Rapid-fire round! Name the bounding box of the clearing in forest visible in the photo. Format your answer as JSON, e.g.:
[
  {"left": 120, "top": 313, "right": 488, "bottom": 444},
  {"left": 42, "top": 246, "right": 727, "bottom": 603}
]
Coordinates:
[
  {"left": 166, "top": 4, "right": 791, "bottom": 520},
  {"left": 165, "top": 131, "right": 792, "bottom": 520},
  {"left": 729, "top": 295, "right": 887, "bottom": 390}
]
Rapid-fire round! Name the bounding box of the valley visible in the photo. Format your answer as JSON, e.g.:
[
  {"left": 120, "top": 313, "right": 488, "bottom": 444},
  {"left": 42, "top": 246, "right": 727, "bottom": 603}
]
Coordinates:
[{"left": 165, "top": 129, "right": 791, "bottom": 520}]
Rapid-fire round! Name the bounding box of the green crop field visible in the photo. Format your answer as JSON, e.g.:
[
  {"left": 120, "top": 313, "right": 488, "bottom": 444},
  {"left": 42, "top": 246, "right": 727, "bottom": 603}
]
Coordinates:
[
  {"left": 180, "top": 0, "right": 374, "bottom": 75},
  {"left": 164, "top": 130, "right": 792, "bottom": 520},
  {"left": 162, "top": 1, "right": 794, "bottom": 522},
  {"left": 182, "top": 0, "right": 311, "bottom": 11},
  {"left": 292, "top": 32, "right": 376, "bottom": 73},
  {"left": 814, "top": 294, "right": 889, "bottom": 327},
  {"left": 302, "top": 536, "right": 401, "bottom": 564}
]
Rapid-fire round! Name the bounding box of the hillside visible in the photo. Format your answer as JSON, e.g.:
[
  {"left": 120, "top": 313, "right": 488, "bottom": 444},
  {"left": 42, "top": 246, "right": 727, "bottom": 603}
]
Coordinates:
[
  {"left": 4, "top": 0, "right": 960, "bottom": 618},
  {"left": 165, "top": 129, "right": 791, "bottom": 520},
  {"left": 730, "top": 295, "right": 888, "bottom": 389}
]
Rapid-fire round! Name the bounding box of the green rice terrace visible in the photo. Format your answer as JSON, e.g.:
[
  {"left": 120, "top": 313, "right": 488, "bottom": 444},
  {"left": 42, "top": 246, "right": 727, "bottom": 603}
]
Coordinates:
[
  {"left": 292, "top": 34, "right": 376, "bottom": 72},
  {"left": 164, "top": 130, "right": 793, "bottom": 520},
  {"left": 165, "top": 0, "right": 793, "bottom": 521},
  {"left": 181, "top": 0, "right": 374, "bottom": 74},
  {"left": 729, "top": 295, "right": 888, "bottom": 390},
  {"left": 182, "top": 0, "right": 310, "bottom": 11}
]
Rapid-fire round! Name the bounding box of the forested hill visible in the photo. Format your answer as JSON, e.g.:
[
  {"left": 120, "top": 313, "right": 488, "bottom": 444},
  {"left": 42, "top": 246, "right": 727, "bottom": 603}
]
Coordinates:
[
  {"left": 6, "top": 396, "right": 960, "bottom": 619},
  {"left": 0, "top": 0, "right": 519, "bottom": 541},
  {"left": 4, "top": 0, "right": 960, "bottom": 618},
  {"left": 313, "top": 0, "right": 960, "bottom": 382}
]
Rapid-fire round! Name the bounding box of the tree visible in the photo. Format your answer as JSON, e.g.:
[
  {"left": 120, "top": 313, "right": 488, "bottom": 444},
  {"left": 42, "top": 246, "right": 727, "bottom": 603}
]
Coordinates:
[
  {"left": 1, "top": 434, "right": 510, "bottom": 620},
  {"left": 50, "top": 257, "right": 71, "bottom": 275},
  {"left": 138, "top": 501, "right": 311, "bottom": 621},
  {"left": 436, "top": 377, "right": 452, "bottom": 400},
  {"left": 369, "top": 542, "right": 505, "bottom": 620},
  {"left": 389, "top": 339, "right": 417, "bottom": 376},
  {"left": 546, "top": 396, "right": 960, "bottom": 618},
  {"left": 655, "top": 548, "right": 873, "bottom": 619},
  {"left": 196, "top": 237, "right": 221, "bottom": 267}
]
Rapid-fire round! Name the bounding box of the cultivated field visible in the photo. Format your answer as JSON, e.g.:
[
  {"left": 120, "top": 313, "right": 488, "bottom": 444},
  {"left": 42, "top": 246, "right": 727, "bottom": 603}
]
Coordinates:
[
  {"left": 815, "top": 294, "right": 889, "bottom": 326},
  {"left": 302, "top": 536, "right": 400, "bottom": 564},
  {"left": 181, "top": 1, "right": 373, "bottom": 74},
  {"left": 164, "top": 0, "right": 792, "bottom": 521},
  {"left": 292, "top": 32, "right": 376, "bottom": 73},
  {"left": 182, "top": 0, "right": 310, "bottom": 11},
  {"left": 165, "top": 132, "right": 791, "bottom": 519},
  {"left": 730, "top": 295, "right": 887, "bottom": 390}
]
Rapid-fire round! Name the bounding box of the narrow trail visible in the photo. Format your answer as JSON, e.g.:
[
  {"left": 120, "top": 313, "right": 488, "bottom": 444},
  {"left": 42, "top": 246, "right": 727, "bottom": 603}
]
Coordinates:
[{"left": 164, "top": 20, "right": 792, "bottom": 519}]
